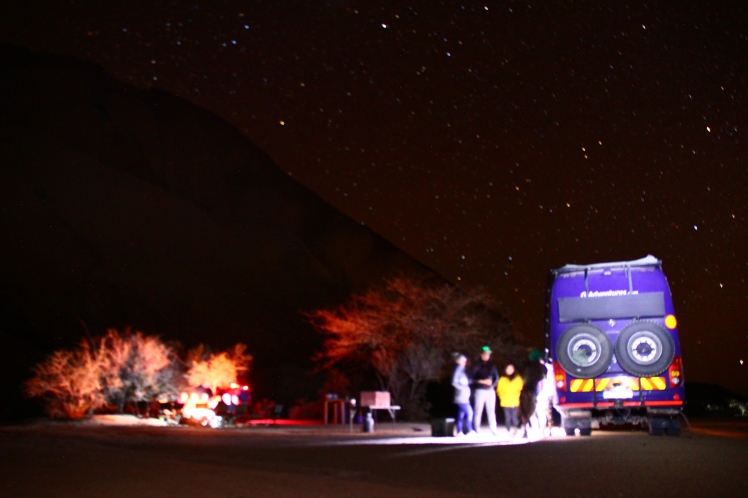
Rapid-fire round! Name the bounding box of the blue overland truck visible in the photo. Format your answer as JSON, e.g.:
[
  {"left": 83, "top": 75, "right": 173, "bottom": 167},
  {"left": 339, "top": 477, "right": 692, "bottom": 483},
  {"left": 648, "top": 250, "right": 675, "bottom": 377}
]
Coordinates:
[{"left": 546, "top": 255, "right": 684, "bottom": 436}]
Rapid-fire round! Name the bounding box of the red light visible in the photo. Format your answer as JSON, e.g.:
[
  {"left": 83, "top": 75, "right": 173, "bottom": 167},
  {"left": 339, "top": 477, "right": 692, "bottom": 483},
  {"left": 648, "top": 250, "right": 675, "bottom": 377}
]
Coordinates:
[
  {"left": 553, "top": 361, "right": 567, "bottom": 392},
  {"left": 668, "top": 356, "right": 683, "bottom": 388},
  {"left": 673, "top": 394, "right": 680, "bottom": 400}
]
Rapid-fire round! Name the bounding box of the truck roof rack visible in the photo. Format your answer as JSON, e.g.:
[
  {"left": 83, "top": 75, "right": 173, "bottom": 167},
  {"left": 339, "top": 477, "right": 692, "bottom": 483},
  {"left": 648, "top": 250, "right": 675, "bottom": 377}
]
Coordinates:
[{"left": 553, "top": 254, "right": 661, "bottom": 274}]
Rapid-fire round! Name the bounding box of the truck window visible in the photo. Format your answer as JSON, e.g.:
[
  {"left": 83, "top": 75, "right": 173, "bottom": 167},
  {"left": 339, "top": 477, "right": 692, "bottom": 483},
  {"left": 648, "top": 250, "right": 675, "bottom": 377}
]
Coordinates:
[{"left": 558, "top": 292, "right": 666, "bottom": 322}]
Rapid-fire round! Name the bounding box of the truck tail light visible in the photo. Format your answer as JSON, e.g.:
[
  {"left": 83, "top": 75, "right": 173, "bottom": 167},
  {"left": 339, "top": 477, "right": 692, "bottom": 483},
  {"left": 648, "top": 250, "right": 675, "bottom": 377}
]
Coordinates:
[
  {"left": 554, "top": 361, "right": 567, "bottom": 392},
  {"left": 668, "top": 356, "right": 683, "bottom": 388}
]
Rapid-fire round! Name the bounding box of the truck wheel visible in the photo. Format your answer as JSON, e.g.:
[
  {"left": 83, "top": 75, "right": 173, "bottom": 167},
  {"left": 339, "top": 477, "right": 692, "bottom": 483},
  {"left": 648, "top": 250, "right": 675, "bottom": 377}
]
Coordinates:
[
  {"left": 666, "top": 418, "right": 681, "bottom": 437},
  {"left": 615, "top": 322, "right": 675, "bottom": 377},
  {"left": 556, "top": 324, "right": 613, "bottom": 378},
  {"left": 579, "top": 428, "right": 592, "bottom": 436},
  {"left": 648, "top": 417, "right": 665, "bottom": 436},
  {"left": 565, "top": 428, "right": 576, "bottom": 436},
  {"left": 649, "top": 426, "right": 664, "bottom": 436}
]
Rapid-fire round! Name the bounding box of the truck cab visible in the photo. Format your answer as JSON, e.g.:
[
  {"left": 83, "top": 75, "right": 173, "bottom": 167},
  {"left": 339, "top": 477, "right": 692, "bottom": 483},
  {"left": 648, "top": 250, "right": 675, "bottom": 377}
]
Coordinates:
[{"left": 547, "top": 255, "right": 684, "bottom": 436}]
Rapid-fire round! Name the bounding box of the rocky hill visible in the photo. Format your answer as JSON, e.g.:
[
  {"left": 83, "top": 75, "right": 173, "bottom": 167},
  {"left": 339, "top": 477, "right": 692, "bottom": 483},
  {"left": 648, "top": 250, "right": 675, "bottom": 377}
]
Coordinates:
[{"left": 0, "top": 45, "right": 438, "bottom": 413}]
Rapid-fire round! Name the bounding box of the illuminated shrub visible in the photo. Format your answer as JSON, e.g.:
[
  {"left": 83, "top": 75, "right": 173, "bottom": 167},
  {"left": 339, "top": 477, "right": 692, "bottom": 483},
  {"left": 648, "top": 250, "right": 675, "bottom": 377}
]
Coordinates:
[
  {"left": 185, "top": 343, "right": 252, "bottom": 392},
  {"left": 26, "top": 343, "right": 108, "bottom": 419},
  {"left": 26, "top": 329, "right": 181, "bottom": 418},
  {"left": 306, "top": 277, "right": 518, "bottom": 419}
]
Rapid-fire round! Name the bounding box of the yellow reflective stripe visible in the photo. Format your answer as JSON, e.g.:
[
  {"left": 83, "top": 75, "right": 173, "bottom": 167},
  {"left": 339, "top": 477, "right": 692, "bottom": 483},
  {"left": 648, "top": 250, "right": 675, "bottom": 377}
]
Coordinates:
[
  {"left": 651, "top": 377, "right": 667, "bottom": 390},
  {"left": 626, "top": 378, "right": 640, "bottom": 390},
  {"left": 638, "top": 377, "right": 667, "bottom": 390},
  {"left": 583, "top": 379, "right": 594, "bottom": 392},
  {"left": 596, "top": 379, "right": 609, "bottom": 391},
  {"left": 570, "top": 379, "right": 583, "bottom": 392}
]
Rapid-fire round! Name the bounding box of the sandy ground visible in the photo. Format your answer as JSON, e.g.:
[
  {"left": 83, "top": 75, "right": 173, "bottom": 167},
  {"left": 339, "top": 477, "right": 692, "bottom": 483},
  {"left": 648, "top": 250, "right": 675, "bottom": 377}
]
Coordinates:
[{"left": 2, "top": 418, "right": 748, "bottom": 497}]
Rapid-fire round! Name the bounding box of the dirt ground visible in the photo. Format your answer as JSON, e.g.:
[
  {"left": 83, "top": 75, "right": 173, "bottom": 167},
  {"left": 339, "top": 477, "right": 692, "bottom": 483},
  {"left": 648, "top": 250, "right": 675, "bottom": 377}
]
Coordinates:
[{"left": 2, "top": 418, "right": 747, "bottom": 497}]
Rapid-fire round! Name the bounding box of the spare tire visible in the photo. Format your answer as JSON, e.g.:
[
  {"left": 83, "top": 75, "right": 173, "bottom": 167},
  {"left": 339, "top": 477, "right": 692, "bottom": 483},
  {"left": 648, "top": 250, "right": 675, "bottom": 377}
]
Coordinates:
[
  {"left": 615, "top": 322, "right": 675, "bottom": 377},
  {"left": 556, "top": 324, "right": 613, "bottom": 378}
]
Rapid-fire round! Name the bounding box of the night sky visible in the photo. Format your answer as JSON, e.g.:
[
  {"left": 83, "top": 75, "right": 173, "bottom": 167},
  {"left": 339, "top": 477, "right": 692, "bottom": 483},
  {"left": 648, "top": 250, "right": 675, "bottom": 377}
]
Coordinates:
[{"left": 2, "top": 1, "right": 746, "bottom": 394}]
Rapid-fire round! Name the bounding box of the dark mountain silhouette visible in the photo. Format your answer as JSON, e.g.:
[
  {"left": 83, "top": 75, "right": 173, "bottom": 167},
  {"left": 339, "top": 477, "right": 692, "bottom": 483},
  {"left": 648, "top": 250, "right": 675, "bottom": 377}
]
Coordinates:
[{"left": 0, "top": 45, "right": 439, "bottom": 416}]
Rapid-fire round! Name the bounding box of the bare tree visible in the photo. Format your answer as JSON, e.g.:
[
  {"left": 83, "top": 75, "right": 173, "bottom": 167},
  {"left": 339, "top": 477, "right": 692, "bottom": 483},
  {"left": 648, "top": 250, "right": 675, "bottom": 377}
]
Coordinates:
[
  {"left": 26, "top": 342, "right": 108, "bottom": 418},
  {"left": 26, "top": 329, "right": 182, "bottom": 418},
  {"left": 99, "top": 329, "right": 180, "bottom": 413},
  {"left": 307, "top": 276, "right": 517, "bottom": 419}
]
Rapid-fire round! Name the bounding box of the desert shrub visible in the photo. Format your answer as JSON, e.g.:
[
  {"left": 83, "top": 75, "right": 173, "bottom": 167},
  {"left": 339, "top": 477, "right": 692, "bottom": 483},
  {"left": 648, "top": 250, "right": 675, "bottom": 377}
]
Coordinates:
[
  {"left": 250, "top": 398, "right": 276, "bottom": 418},
  {"left": 288, "top": 399, "right": 324, "bottom": 420},
  {"left": 27, "top": 329, "right": 182, "bottom": 418},
  {"left": 185, "top": 343, "right": 252, "bottom": 392},
  {"left": 26, "top": 343, "right": 107, "bottom": 418},
  {"left": 306, "top": 276, "right": 518, "bottom": 419}
]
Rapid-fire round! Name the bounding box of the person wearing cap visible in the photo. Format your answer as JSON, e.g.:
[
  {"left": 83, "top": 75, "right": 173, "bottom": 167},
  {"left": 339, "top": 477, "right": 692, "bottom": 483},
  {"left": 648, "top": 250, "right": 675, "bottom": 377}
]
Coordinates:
[
  {"left": 471, "top": 346, "right": 500, "bottom": 435},
  {"left": 451, "top": 353, "right": 475, "bottom": 436}
]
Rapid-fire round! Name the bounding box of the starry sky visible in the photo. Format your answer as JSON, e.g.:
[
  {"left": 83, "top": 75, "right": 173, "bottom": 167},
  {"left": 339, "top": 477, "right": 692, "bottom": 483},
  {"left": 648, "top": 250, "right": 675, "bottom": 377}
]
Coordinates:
[{"left": 2, "top": 1, "right": 747, "bottom": 394}]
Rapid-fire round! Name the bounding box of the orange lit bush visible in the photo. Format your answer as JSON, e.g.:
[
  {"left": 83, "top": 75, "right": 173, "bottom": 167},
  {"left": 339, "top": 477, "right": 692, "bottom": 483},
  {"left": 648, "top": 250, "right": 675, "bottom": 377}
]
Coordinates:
[
  {"left": 26, "top": 342, "right": 108, "bottom": 419},
  {"left": 185, "top": 343, "right": 252, "bottom": 392},
  {"left": 26, "top": 329, "right": 182, "bottom": 418},
  {"left": 98, "top": 329, "right": 179, "bottom": 413},
  {"left": 306, "top": 276, "right": 517, "bottom": 419}
]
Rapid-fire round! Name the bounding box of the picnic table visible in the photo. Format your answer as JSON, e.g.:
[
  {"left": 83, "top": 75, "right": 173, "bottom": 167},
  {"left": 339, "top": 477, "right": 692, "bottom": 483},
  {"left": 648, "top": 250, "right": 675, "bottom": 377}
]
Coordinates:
[
  {"left": 349, "top": 404, "right": 401, "bottom": 431},
  {"left": 323, "top": 398, "right": 346, "bottom": 425}
]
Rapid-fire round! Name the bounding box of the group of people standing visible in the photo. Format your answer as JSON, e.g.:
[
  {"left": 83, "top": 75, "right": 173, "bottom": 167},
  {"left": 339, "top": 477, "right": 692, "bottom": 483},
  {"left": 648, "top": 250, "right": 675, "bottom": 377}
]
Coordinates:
[{"left": 452, "top": 346, "right": 553, "bottom": 438}]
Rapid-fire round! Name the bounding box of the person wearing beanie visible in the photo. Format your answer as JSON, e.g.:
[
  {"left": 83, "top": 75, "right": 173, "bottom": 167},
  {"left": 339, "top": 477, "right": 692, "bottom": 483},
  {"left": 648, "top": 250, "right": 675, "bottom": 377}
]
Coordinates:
[{"left": 451, "top": 353, "right": 475, "bottom": 435}]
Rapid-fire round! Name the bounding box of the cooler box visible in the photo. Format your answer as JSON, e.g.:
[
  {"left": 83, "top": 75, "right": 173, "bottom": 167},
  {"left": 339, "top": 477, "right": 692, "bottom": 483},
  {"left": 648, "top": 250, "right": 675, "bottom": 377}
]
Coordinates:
[
  {"left": 431, "top": 418, "right": 456, "bottom": 437},
  {"left": 360, "top": 391, "right": 390, "bottom": 407}
]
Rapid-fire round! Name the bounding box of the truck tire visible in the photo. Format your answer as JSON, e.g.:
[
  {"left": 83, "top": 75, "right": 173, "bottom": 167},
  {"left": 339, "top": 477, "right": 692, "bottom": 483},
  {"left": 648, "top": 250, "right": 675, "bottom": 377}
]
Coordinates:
[
  {"left": 648, "top": 417, "right": 666, "bottom": 436},
  {"left": 649, "top": 425, "right": 664, "bottom": 436},
  {"left": 615, "top": 322, "right": 675, "bottom": 377},
  {"left": 556, "top": 324, "right": 613, "bottom": 378},
  {"left": 666, "top": 418, "right": 681, "bottom": 437}
]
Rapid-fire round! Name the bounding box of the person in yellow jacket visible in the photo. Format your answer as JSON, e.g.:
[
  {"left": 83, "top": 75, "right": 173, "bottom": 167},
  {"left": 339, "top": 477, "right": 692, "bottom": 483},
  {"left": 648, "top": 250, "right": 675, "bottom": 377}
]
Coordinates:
[{"left": 496, "top": 364, "right": 524, "bottom": 437}]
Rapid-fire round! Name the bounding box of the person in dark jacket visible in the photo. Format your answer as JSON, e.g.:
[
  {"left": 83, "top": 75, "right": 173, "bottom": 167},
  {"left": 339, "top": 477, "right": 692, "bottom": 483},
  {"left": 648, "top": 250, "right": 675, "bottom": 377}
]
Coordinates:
[
  {"left": 451, "top": 353, "right": 475, "bottom": 435},
  {"left": 471, "top": 346, "right": 499, "bottom": 435},
  {"left": 520, "top": 349, "right": 547, "bottom": 437}
]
